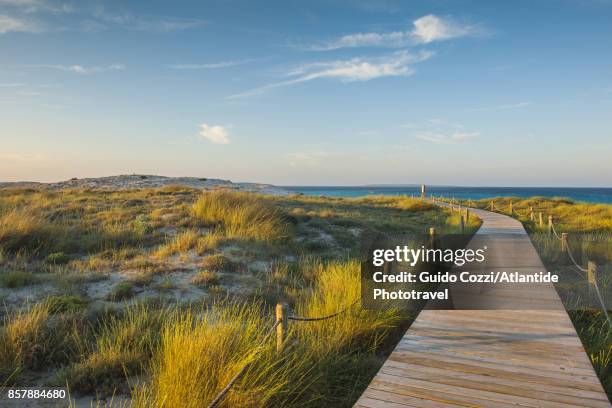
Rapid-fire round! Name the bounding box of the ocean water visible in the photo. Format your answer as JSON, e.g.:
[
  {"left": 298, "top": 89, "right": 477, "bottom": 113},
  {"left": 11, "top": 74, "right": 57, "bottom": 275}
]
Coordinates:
[{"left": 282, "top": 186, "right": 612, "bottom": 204}]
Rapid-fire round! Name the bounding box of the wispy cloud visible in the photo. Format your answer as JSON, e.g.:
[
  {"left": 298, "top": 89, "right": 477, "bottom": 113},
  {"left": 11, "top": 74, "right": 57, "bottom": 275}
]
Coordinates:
[
  {"left": 415, "top": 131, "right": 479, "bottom": 144},
  {"left": 0, "top": 2, "right": 204, "bottom": 34},
  {"left": 0, "top": 0, "right": 73, "bottom": 14},
  {"left": 0, "top": 14, "right": 41, "bottom": 33},
  {"left": 19, "top": 63, "right": 125, "bottom": 74},
  {"left": 287, "top": 151, "right": 332, "bottom": 168},
  {"left": 467, "top": 101, "right": 532, "bottom": 112},
  {"left": 169, "top": 60, "right": 253, "bottom": 70},
  {"left": 228, "top": 50, "right": 433, "bottom": 99},
  {"left": 0, "top": 152, "right": 46, "bottom": 162},
  {"left": 93, "top": 6, "right": 205, "bottom": 32},
  {"left": 199, "top": 123, "right": 231, "bottom": 144},
  {"left": 0, "top": 82, "right": 26, "bottom": 87},
  {"left": 309, "top": 14, "right": 482, "bottom": 51}
]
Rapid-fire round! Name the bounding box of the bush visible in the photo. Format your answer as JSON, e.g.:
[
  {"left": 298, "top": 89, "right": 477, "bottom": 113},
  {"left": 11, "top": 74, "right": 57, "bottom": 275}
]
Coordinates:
[
  {"left": 46, "top": 252, "right": 70, "bottom": 265},
  {"left": 200, "top": 254, "right": 236, "bottom": 272}
]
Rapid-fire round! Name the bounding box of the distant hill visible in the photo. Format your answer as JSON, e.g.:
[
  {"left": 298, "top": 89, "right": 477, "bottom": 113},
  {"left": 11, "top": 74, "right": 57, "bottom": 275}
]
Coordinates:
[{"left": 0, "top": 174, "right": 286, "bottom": 195}]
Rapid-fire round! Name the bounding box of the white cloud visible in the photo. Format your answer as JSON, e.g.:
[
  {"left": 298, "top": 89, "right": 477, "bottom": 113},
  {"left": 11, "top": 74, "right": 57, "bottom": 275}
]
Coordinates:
[
  {"left": 411, "top": 14, "right": 477, "bottom": 44},
  {"left": 0, "top": 14, "right": 40, "bottom": 33},
  {"left": 199, "top": 123, "right": 230, "bottom": 144},
  {"left": 467, "top": 101, "right": 532, "bottom": 112},
  {"left": 415, "top": 131, "right": 479, "bottom": 144},
  {"left": 228, "top": 50, "right": 433, "bottom": 99},
  {"left": 310, "top": 14, "right": 481, "bottom": 50}
]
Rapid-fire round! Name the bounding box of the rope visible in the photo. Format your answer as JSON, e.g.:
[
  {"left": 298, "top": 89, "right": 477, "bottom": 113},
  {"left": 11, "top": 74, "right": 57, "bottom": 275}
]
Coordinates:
[
  {"left": 565, "top": 243, "right": 588, "bottom": 273},
  {"left": 512, "top": 208, "right": 531, "bottom": 218},
  {"left": 591, "top": 278, "right": 611, "bottom": 326},
  {"left": 207, "top": 319, "right": 281, "bottom": 408},
  {"left": 289, "top": 300, "right": 358, "bottom": 322},
  {"left": 550, "top": 222, "right": 562, "bottom": 240}
]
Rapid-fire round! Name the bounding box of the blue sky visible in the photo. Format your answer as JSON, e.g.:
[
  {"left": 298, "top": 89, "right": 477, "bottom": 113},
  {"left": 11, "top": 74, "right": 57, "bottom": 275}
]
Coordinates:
[{"left": 1, "top": 0, "right": 611, "bottom": 186}]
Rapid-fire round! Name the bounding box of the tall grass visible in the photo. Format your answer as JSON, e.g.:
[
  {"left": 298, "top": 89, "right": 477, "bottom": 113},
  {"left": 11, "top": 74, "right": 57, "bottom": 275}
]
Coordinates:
[
  {"left": 132, "top": 260, "right": 404, "bottom": 407},
  {"left": 0, "top": 300, "right": 82, "bottom": 383},
  {"left": 131, "top": 302, "right": 294, "bottom": 408},
  {"left": 59, "top": 305, "right": 165, "bottom": 394},
  {"left": 0, "top": 208, "right": 58, "bottom": 254},
  {"left": 192, "top": 191, "right": 289, "bottom": 241}
]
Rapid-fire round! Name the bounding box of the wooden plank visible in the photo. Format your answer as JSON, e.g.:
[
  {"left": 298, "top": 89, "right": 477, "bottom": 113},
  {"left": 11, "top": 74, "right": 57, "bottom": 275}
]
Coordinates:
[{"left": 354, "top": 206, "right": 610, "bottom": 407}]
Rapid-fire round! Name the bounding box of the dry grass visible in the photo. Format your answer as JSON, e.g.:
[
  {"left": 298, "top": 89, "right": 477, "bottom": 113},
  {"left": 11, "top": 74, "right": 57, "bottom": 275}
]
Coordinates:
[
  {"left": 131, "top": 260, "right": 405, "bottom": 407},
  {"left": 0, "top": 186, "right": 475, "bottom": 404},
  {"left": 192, "top": 191, "right": 289, "bottom": 241},
  {"left": 191, "top": 270, "right": 220, "bottom": 287}
]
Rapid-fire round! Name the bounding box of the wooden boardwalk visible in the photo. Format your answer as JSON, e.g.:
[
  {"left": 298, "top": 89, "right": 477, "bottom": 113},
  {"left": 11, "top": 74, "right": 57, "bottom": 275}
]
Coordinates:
[{"left": 355, "top": 207, "right": 610, "bottom": 408}]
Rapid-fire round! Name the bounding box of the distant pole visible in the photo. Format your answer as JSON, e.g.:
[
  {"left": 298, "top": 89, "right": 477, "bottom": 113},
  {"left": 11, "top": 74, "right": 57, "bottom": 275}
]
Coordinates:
[
  {"left": 421, "top": 184, "right": 426, "bottom": 200},
  {"left": 490, "top": 200, "right": 494, "bottom": 211},
  {"left": 561, "top": 233, "right": 568, "bottom": 252},
  {"left": 465, "top": 209, "right": 470, "bottom": 223},
  {"left": 530, "top": 206, "right": 534, "bottom": 221},
  {"left": 509, "top": 201, "right": 513, "bottom": 215},
  {"left": 276, "top": 303, "right": 288, "bottom": 353},
  {"left": 548, "top": 215, "right": 553, "bottom": 236},
  {"left": 460, "top": 215, "right": 465, "bottom": 234}
]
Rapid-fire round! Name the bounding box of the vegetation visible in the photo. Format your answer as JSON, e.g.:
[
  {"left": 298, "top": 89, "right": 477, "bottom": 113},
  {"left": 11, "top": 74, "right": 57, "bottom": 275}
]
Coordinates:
[{"left": 0, "top": 186, "right": 478, "bottom": 406}]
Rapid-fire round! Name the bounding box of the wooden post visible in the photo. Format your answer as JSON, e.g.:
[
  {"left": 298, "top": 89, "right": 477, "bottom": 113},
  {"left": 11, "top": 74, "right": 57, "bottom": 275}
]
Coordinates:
[
  {"left": 490, "top": 201, "right": 494, "bottom": 211},
  {"left": 530, "top": 206, "right": 534, "bottom": 221},
  {"left": 538, "top": 212, "right": 543, "bottom": 227},
  {"left": 465, "top": 209, "right": 470, "bottom": 223},
  {"left": 548, "top": 215, "right": 553, "bottom": 236},
  {"left": 421, "top": 184, "right": 426, "bottom": 200},
  {"left": 509, "top": 201, "right": 513, "bottom": 215},
  {"left": 561, "top": 233, "right": 568, "bottom": 252},
  {"left": 587, "top": 262, "right": 597, "bottom": 307},
  {"left": 276, "top": 303, "right": 288, "bottom": 352},
  {"left": 460, "top": 215, "right": 465, "bottom": 234},
  {"left": 429, "top": 227, "right": 436, "bottom": 248}
]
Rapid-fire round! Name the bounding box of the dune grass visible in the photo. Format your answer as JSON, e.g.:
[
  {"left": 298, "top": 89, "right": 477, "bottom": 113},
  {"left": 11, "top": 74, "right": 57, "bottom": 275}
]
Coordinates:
[
  {"left": 0, "top": 186, "right": 477, "bottom": 405},
  {"left": 192, "top": 191, "right": 289, "bottom": 241},
  {"left": 132, "top": 260, "right": 405, "bottom": 408},
  {"left": 466, "top": 196, "right": 612, "bottom": 232}
]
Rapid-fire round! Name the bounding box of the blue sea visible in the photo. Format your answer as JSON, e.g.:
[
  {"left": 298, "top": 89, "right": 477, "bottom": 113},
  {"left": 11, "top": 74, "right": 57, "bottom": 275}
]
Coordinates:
[{"left": 282, "top": 186, "right": 612, "bottom": 204}]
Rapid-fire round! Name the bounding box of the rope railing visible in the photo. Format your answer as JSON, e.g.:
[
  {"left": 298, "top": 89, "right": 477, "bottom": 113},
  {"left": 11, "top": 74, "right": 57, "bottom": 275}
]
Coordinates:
[
  {"left": 288, "top": 300, "right": 358, "bottom": 322},
  {"left": 440, "top": 196, "right": 609, "bottom": 326},
  {"left": 207, "top": 299, "right": 358, "bottom": 408}
]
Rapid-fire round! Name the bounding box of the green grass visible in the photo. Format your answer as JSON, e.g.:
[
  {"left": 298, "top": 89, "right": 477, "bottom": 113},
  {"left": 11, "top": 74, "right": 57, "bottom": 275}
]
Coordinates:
[
  {"left": 106, "top": 281, "right": 135, "bottom": 301},
  {"left": 0, "top": 270, "right": 41, "bottom": 288}
]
